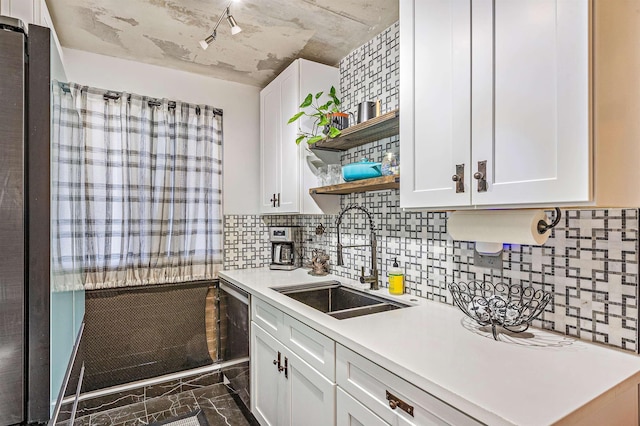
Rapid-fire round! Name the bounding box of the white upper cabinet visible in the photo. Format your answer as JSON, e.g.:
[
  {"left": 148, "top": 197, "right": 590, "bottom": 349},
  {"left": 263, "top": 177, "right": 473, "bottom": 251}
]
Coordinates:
[
  {"left": 260, "top": 63, "right": 300, "bottom": 214},
  {"left": 260, "top": 59, "right": 341, "bottom": 215},
  {"left": 401, "top": 0, "right": 604, "bottom": 209},
  {"left": 471, "top": 0, "right": 589, "bottom": 206},
  {"left": 400, "top": 0, "right": 471, "bottom": 209}
]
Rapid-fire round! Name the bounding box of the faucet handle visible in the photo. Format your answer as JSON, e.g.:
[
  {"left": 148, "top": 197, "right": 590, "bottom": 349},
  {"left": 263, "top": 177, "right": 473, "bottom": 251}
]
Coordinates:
[{"left": 360, "top": 266, "right": 370, "bottom": 284}]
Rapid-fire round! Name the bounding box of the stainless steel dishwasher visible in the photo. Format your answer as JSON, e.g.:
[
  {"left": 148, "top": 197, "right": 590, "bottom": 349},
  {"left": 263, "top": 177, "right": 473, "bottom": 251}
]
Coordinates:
[{"left": 218, "top": 279, "right": 251, "bottom": 411}]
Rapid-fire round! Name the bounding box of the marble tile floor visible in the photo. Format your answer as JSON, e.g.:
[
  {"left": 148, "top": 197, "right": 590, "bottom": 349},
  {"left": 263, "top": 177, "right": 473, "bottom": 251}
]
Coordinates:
[
  {"left": 57, "top": 367, "right": 257, "bottom": 426},
  {"left": 67, "top": 382, "right": 254, "bottom": 426}
]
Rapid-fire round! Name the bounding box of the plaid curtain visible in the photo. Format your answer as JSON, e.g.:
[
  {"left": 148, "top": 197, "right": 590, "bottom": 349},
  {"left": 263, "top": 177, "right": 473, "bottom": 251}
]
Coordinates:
[
  {"left": 52, "top": 82, "right": 223, "bottom": 290},
  {"left": 51, "top": 82, "right": 85, "bottom": 292}
]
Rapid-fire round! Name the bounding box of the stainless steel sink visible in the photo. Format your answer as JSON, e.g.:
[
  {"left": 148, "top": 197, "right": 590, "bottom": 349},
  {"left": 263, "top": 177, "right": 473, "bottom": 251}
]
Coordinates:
[{"left": 273, "top": 281, "right": 409, "bottom": 319}]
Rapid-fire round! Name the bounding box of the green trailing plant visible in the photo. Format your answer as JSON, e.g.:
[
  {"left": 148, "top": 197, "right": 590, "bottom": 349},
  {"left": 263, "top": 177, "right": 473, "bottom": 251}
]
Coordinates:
[{"left": 288, "top": 86, "right": 342, "bottom": 145}]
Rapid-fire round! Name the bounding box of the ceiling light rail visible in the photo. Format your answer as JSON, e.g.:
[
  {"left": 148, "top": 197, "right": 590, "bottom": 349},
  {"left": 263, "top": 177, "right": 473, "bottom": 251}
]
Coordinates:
[{"left": 199, "top": 0, "right": 243, "bottom": 50}]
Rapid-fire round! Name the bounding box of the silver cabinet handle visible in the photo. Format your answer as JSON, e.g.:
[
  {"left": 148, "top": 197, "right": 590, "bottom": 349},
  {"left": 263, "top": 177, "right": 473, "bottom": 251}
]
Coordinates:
[
  {"left": 474, "top": 161, "right": 487, "bottom": 192},
  {"left": 452, "top": 164, "right": 465, "bottom": 193},
  {"left": 386, "top": 390, "right": 414, "bottom": 417}
]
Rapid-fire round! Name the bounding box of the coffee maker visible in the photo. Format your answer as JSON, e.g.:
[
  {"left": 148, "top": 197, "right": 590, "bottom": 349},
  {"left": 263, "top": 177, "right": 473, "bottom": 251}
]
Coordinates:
[{"left": 269, "top": 226, "right": 302, "bottom": 270}]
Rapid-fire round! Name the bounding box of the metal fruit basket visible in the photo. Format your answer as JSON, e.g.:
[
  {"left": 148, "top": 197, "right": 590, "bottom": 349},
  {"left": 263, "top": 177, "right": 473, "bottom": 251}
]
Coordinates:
[{"left": 448, "top": 281, "right": 552, "bottom": 340}]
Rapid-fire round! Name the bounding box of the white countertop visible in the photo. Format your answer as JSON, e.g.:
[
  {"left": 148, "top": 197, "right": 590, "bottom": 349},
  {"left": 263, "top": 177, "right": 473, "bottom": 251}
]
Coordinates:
[{"left": 219, "top": 267, "right": 640, "bottom": 425}]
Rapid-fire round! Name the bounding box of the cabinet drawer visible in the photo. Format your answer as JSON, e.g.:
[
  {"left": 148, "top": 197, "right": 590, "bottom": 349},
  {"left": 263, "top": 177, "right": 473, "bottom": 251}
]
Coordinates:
[
  {"left": 252, "top": 297, "right": 335, "bottom": 380},
  {"left": 338, "top": 387, "right": 389, "bottom": 426},
  {"left": 283, "top": 314, "right": 335, "bottom": 380},
  {"left": 252, "top": 297, "right": 285, "bottom": 336},
  {"left": 337, "top": 345, "right": 481, "bottom": 426}
]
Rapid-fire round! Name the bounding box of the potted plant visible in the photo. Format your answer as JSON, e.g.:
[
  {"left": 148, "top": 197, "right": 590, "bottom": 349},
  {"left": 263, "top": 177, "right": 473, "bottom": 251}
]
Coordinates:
[{"left": 288, "top": 86, "right": 345, "bottom": 145}]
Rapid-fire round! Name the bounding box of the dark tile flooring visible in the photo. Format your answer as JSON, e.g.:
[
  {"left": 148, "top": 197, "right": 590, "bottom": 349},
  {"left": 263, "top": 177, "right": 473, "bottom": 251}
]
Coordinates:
[{"left": 58, "top": 367, "right": 256, "bottom": 426}]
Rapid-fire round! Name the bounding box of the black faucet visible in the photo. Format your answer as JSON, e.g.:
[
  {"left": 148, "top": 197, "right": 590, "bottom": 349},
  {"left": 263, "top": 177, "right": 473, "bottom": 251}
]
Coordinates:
[{"left": 335, "top": 204, "right": 379, "bottom": 290}]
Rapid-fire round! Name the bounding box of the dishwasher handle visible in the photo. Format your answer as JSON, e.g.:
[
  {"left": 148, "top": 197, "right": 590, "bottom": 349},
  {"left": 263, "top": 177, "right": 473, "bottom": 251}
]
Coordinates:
[{"left": 219, "top": 280, "right": 249, "bottom": 305}]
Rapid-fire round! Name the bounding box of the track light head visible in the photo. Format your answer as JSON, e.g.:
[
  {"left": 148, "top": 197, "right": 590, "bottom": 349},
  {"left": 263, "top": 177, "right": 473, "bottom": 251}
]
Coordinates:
[
  {"left": 226, "top": 12, "right": 242, "bottom": 35},
  {"left": 199, "top": 32, "right": 216, "bottom": 50}
]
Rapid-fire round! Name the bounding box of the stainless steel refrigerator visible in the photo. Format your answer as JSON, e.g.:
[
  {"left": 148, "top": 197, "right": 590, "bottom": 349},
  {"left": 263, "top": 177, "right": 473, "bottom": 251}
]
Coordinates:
[{"left": 0, "top": 16, "right": 52, "bottom": 425}]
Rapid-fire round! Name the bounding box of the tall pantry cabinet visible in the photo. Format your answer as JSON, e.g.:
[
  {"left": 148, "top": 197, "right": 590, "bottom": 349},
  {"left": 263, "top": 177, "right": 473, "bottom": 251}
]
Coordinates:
[{"left": 260, "top": 59, "right": 340, "bottom": 215}]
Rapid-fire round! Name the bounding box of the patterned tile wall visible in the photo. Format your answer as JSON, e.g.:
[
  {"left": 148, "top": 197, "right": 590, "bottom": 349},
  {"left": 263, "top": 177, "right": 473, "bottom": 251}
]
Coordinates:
[
  {"left": 223, "top": 215, "right": 271, "bottom": 269},
  {"left": 223, "top": 22, "right": 640, "bottom": 353}
]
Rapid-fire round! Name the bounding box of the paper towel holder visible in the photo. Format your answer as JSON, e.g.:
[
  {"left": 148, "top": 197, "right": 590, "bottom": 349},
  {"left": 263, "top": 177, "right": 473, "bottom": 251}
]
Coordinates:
[
  {"left": 536, "top": 208, "right": 562, "bottom": 235},
  {"left": 473, "top": 208, "right": 562, "bottom": 262}
]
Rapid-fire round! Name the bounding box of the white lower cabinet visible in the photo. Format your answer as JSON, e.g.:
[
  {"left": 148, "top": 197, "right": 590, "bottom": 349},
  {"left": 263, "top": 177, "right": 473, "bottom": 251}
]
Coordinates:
[
  {"left": 337, "top": 387, "right": 389, "bottom": 426},
  {"left": 251, "top": 322, "right": 335, "bottom": 426},
  {"left": 249, "top": 298, "right": 479, "bottom": 426},
  {"left": 251, "top": 322, "right": 283, "bottom": 426},
  {"left": 288, "top": 348, "right": 335, "bottom": 426},
  {"left": 252, "top": 297, "right": 336, "bottom": 378},
  {"left": 336, "top": 345, "right": 481, "bottom": 426}
]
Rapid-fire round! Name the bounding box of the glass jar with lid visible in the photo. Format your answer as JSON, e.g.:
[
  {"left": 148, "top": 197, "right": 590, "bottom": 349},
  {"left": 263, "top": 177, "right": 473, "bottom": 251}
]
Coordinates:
[{"left": 381, "top": 152, "right": 399, "bottom": 176}]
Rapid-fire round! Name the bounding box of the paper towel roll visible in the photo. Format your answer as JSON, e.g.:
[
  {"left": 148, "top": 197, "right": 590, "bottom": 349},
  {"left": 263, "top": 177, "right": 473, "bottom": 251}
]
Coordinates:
[{"left": 447, "top": 210, "right": 551, "bottom": 249}]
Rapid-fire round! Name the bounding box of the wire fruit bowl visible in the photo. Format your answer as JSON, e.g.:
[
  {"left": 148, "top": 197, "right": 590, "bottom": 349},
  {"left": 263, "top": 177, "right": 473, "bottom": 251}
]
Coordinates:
[{"left": 448, "top": 281, "right": 552, "bottom": 340}]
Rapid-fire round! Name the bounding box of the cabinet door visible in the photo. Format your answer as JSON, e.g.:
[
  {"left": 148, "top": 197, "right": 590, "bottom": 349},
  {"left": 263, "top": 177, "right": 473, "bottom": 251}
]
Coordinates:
[
  {"left": 277, "top": 64, "right": 301, "bottom": 213},
  {"left": 251, "top": 323, "right": 285, "bottom": 426},
  {"left": 285, "top": 349, "right": 336, "bottom": 426},
  {"left": 471, "top": 0, "right": 589, "bottom": 205},
  {"left": 252, "top": 321, "right": 336, "bottom": 426},
  {"left": 259, "top": 63, "right": 300, "bottom": 214},
  {"left": 260, "top": 77, "right": 283, "bottom": 213},
  {"left": 337, "top": 387, "right": 389, "bottom": 426},
  {"left": 400, "top": 0, "right": 471, "bottom": 209}
]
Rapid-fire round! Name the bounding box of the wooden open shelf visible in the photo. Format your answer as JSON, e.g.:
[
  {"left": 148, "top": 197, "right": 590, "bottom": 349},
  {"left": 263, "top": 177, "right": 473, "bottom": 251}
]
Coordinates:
[
  {"left": 309, "top": 175, "right": 399, "bottom": 195},
  {"left": 311, "top": 108, "right": 399, "bottom": 152}
]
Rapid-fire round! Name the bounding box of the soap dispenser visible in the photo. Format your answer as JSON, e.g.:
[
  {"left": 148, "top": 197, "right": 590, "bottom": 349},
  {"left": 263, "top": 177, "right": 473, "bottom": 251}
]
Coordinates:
[{"left": 388, "top": 258, "right": 404, "bottom": 295}]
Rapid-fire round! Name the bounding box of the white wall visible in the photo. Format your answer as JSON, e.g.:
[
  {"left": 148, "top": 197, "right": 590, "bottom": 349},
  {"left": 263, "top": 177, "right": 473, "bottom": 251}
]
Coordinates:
[{"left": 62, "top": 48, "right": 261, "bottom": 215}]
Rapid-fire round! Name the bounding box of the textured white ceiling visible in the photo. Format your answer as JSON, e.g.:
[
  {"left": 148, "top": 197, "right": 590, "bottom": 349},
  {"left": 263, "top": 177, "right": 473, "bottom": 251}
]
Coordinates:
[{"left": 46, "top": 0, "right": 399, "bottom": 87}]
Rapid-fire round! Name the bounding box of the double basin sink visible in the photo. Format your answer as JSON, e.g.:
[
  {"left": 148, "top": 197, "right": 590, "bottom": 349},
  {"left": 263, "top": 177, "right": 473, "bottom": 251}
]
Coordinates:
[{"left": 273, "top": 281, "right": 409, "bottom": 320}]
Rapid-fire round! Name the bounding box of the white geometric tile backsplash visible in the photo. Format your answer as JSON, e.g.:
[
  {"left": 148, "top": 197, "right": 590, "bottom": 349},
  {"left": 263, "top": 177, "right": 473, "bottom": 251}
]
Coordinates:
[{"left": 224, "top": 22, "right": 639, "bottom": 353}]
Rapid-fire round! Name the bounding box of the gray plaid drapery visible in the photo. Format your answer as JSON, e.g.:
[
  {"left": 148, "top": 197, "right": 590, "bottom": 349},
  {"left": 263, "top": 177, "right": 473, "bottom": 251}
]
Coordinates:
[{"left": 52, "top": 82, "right": 223, "bottom": 290}]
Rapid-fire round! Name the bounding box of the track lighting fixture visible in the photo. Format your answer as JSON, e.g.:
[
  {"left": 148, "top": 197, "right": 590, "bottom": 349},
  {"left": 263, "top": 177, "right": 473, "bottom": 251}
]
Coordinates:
[
  {"left": 226, "top": 11, "right": 242, "bottom": 35},
  {"left": 199, "top": 32, "right": 216, "bottom": 50},
  {"left": 199, "top": 1, "right": 242, "bottom": 50}
]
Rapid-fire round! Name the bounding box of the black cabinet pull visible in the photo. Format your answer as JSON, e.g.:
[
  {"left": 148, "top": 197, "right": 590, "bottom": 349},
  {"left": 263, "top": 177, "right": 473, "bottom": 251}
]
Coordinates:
[
  {"left": 284, "top": 356, "right": 288, "bottom": 379},
  {"left": 273, "top": 351, "right": 284, "bottom": 372}
]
